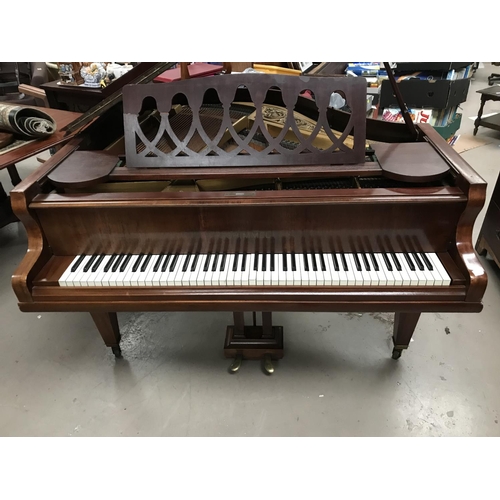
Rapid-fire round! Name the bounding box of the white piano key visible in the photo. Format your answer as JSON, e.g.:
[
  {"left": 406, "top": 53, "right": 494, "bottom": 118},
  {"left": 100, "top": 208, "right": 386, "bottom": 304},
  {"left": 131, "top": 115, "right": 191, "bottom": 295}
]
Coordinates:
[
  {"left": 388, "top": 254, "right": 404, "bottom": 286},
  {"left": 135, "top": 255, "right": 156, "bottom": 286},
  {"left": 249, "top": 254, "right": 257, "bottom": 285},
  {"left": 373, "top": 254, "right": 388, "bottom": 286},
  {"left": 376, "top": 254, "right": 393, "bottom": 286},
  {"left": 347, "top": 254, "right": 364, "bottom": 286},
  {"left": 195, "top": 254, "right": 210, "bottom": 286},
  {"left": 277, "top": 254, "right": 286, "bottom": 285},
  {"left": 166, "top": 255, "right": 182, "bottom": 286},
  {"left": 228, "top": 254, "right": 238, "bottom": 286},
  {"left": 179, "top": 254, "right": 194, "bottom": 286},
  {"left": 219, "top": 254, "right": 234, "bottom": 286},
  {"left": 256, "top": 254, "right": 264, "bottom": 286},
  {"left": 291, "top": 253, "right": 301, "bottom": 286},
  {"left": 72, "top": 255, "right": 95, "bottom": 287},
  {"left": 357, "top": 253, "right": 372, "bottom": 286},
  {"left": 100, "top": 255, "right": 119, "bottom": 287},
  {"left": 395, "top": 253, "right": 411, "bottom": 286},
  {"left": 270, "top": 254, "right": 280, "bottom": 285},
  {"left": 241, "top": 254, "right": 250, "bottom": 286},
  {"left": 145, "top": 254, "right": 162, "bottom": 286},
  {"left": 428, "top": 253, "right": 451, "bottom": 286},
  {"left": 59, "top": 255, "right": 82, "bottom": 287},
  {"left": 424, "top": 253, "right": 443, "bottom": 286},
  {"left": 264, "top": 254, "right": 272, "bottom": 286},
  {"left": 321, "top": 253, "right": 333, "bottom": 286},
  {"left": 418, "top": 254, "right": 435, "bottom": 286},
  {"left": 283, "top": 254, "right": 293, "bottom": 285},
  {"left": 158, "top": 254, "right": 174, "bottom": 286},
  {"left": 332, "top": 254, "right": 347, "bottom": 286},
  {"left": 400, "top": 254, "right": 419, "bottom": 286},
  {"left": 314, "top": 254, "right": 325, "bottom": 285},
  {"left": 325, "top": 254, "right": 338, "bottom": 286},
  {"left": 121, "top": 255, "right": 139, "bottom": 286},
  {"left": 189, "top": 254, "right": 204, "bottom": 286},
  {"left": 365, "top": 254, "right": 379, "bottom": 286}
]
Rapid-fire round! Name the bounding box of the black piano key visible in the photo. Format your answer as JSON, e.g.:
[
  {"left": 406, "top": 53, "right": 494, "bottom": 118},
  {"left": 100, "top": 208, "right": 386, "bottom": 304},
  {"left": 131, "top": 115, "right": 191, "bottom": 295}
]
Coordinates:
[
  {"left": 191, "top": 253, "right": 200, "bottom": 272},
  {"left": 141, "top": 254, "right": 153, "bottom": 273},
  {"left": 311, "top": 253, "right": 318, "bottom": 272},
  {"left": 120, "top": 254, "right": 132, "bottom": 272},
  {"left": 404, "top": 253, "right": 416, "bottom": 271},
  {"left": 270, "top": 253, "right": 275, "bottom": 272},
  {"left": 153, "top": 253, "right": 165, "bottom": 272},
  {"left": 283, "top": 253, "right": 288, "bottom": 272},
  {"left": 369, "top": 253, "right": 379, "bottom": 271},
  {"left": 382, "top": 253, "right": 393, "bottom": 272},
  {"left": 361, "top": 253, "right": 370, "bottom": 271},
  {"left": 71, "top": 254, "right": 86, "bottom": 272},
  {"left": 161, "top": 254, "right": 172, "bottom": 273},
  {"left": 241, "top": 253, "right": 247, "bottom": 272},
  {"left": 169, "top": 254, "right": 179, "bottom": 273},
  {"left": 420, "top": 253, "right": 433, "bottom": 271},
  {"left": 390, "top": 252, "right": 402, "bottom": 271},
  {"left": 340, "top": 253, "right": 348, "bottom": 271},
  {"left": 303, "top": 253, "right": 309, "bottom": 272},
  {"left": 132, "top": 253, "right": 145, "bottom": 272},
  {"left": 254, "top": 253, "right": 259, "bottom": 271},
  {"left": 103, "top": 254, "right": 117, "bottom": 273},
  {"left": 262, "top": 253, "right": 267, "bottom": 271},
  {"left": 353, "top": 253, "right": 362, "bottom": 272},
  {"left": 182, "top": 254, "right": 192, "bottom": 273},
  {"left": 412, "top": 252, "right": 425, "bottom": 271},
  {"left": 232, "top": 253, "right": 239, "bottom": 272},
  {"left": 83, "top": 254, "right": 98, "bottom": 273},
  {"left": 319, "top": 253, "right": 326, "bottom": 272},
  {"left": 211, "top": 253, "right": 220, "bottom": 272},
  {"left": 203, "top": 254, "right": 212, "bottom": 272},
  {"left": 112, "top": 254, "right": 125, "bottom": 273},
  {"left": 332, "top": 253, "right": 340, "bottom": 271},
  {"left": 91, "top": 254, "right": 105, "bottom": 273},
  {"left": 291, "top": 252, "right": 297, "bottom": 272},
  {"left": 220, "top": 253, "right": 227, "bottom": 272}
]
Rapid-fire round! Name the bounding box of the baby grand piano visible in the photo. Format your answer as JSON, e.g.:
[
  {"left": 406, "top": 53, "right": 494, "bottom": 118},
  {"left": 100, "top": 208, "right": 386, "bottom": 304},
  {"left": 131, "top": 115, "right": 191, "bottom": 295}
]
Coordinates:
[{"left": 11, "top": 73, "right": 487, "bottom": 374}]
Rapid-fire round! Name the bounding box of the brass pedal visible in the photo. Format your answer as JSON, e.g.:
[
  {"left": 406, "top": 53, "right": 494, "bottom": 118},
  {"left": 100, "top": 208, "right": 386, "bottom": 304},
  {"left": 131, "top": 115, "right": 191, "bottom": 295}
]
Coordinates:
[
  {"left": 263, "top": 354, "right": 274, "bottom": 375},
  {"left": 228, "top": 355, "right": 243, "bottom": 373}
]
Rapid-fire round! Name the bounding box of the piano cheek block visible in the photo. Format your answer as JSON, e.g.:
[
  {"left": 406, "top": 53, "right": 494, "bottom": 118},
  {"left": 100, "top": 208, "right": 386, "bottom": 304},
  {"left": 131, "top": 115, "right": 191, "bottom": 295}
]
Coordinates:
[{"left": 13, "top": 70, "right": 487, "bottom": 364}]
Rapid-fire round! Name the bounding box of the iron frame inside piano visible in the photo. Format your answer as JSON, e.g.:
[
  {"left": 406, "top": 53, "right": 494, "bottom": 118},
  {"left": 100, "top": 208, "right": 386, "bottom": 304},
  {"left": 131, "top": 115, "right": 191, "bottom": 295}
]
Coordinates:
[{"left": 10, "top": 75, "right": 488, "bottom": 363}]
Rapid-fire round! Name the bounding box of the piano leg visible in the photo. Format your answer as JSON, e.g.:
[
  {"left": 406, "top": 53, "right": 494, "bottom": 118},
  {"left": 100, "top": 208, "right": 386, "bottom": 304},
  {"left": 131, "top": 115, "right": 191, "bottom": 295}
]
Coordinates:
[
  {"left": 392, "top": 312, "right": 421, "bottom": 360},
  {"left": 224, "top": 312, "right": 284, "bottom": 374},
  {"left": 90, "top": 312, "right": 122, "bottom": 358}
]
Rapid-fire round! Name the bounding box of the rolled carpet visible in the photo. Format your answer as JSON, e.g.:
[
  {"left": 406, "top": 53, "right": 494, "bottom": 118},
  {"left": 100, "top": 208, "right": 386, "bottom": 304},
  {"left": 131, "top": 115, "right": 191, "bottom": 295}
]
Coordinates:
[{"left": 0, "top": 103, "right": 56, "bottom": 138}]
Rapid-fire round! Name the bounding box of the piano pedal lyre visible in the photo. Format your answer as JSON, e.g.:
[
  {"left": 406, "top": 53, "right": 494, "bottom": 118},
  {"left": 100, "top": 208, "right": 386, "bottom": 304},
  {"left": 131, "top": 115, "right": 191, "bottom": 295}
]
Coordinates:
[{"left": 225, "top": 312, "right": 283, "bottom": 375}]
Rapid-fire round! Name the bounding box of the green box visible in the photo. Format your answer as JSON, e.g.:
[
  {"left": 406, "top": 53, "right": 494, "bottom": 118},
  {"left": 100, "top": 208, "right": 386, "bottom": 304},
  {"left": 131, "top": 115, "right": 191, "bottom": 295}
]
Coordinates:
[{"left": 434, "top": 113, "right": 462, "bottom": 140}]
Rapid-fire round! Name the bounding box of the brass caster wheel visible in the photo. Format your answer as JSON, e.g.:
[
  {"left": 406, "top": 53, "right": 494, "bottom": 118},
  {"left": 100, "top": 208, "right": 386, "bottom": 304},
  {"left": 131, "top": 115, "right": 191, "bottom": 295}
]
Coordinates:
[
  {"left": 391, "top": 348, "right": 402, "bottom": 360},
  {"left": 228, "top": 355, "right": 243, "bottom": 373},
  {"left": 112, "top": 346, "right": 122, "bottom": 358},
  {"left": 262, "top": 354, "right": 275, "bottom": 375}
]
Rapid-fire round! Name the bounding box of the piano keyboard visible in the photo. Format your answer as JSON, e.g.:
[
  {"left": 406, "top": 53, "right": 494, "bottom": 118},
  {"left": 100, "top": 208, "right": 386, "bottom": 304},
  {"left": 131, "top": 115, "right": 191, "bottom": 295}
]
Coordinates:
[{"left": 58, "top": 251, "right": 451, "bottom": 287}]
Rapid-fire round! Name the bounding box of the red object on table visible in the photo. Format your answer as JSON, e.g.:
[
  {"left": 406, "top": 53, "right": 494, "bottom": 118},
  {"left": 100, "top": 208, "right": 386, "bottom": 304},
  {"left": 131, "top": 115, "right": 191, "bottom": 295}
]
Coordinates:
[{"left": 153, "top": 63, "right": 224, "bottom": 83}]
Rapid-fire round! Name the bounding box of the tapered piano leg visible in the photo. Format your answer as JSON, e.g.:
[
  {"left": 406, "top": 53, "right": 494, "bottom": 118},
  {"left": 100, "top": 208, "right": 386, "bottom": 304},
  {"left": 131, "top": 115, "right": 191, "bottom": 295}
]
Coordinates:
[
  {"left": 225, "top": 311, "right": 283, "bottom": 374},
  {"left": 90, "top": 312, "right": 122, "bottom": 357},
  {"left": 392, "top": 312, "right": 421, "bottom": 359}
]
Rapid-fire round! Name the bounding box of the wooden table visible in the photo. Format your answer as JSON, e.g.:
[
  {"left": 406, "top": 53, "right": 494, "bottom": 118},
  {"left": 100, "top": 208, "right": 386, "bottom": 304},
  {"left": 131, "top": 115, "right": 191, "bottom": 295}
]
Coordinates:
[
  {"left": 41, "top": 63, "right": 158, "bottom": 112},
  {"left": 0, "top": 106, "right": 81, "bottom": 228},
  {"left": 473, "top": 86, "right": 500, "bottom": 136}
]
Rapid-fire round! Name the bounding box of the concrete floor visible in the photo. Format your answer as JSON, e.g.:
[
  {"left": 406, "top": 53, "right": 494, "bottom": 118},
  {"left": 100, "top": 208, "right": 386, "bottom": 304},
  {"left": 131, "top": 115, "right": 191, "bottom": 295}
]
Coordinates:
[{"left": 1, "top": 64, "right": 500, "bottom": 437}]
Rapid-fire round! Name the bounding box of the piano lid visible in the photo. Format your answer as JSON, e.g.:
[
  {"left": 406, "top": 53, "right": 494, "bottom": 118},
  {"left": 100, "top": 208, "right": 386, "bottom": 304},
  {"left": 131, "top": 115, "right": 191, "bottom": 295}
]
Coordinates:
[{"left": 122, "top": 74, "right": 367, "bottom": 168}]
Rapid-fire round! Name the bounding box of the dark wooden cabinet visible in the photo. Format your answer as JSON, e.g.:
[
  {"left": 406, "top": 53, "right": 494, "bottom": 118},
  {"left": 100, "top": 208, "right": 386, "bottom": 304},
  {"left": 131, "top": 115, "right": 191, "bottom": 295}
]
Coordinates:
[{"left": 476, "top": 171, "right": 500, "bottom": 268}]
